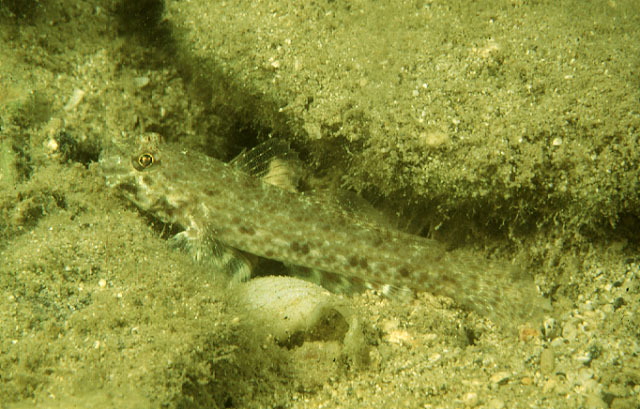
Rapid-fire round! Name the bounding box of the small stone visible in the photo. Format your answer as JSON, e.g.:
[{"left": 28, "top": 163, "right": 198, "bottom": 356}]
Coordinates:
[
  {"left": 46, "top": 138, "right": 59, "bottom": 153},
  {"left": 237, "top": 276, "right": 350, "bottom": 345},
  {"left": 584, "top": 393, "right": 607, "bottom": 409},
  {"left": 486, "top": 398, "right": 505, "bottom": 409},
  {"left": 64, "top": 88, "right": 85, "bottom": 111},
  {"left": 540, "top": 348, "right": 555, "bottom": 375},
  {"left": 562, "top": 319, "right": 580, "bottom": 340},
  {"left": 550, "top": 337, "right": 565, "bottom": 348},
  {"left": 542, "top": 377, "right": 557, "bottom": 393},
  {"left": 463, "top": 392, "right": 479, "bottom": 407},
  {"left": 582, "top": 379, "right": 601, "bottom": 395},
  {"left": 490, "top": 371, "right": 511, "bottom": 385},
  {"left": 384, "top": 329, "right": 415, "bottom": 345},
  {"left": 578, "top": 367, "right": 595, "bottom": 382},
  {"left": 429, "top": 353, "right": 442, "bottom": 363},
  {"left": 419, "top": 130, "right": 450, "bottom": 149},
  {"left": 611, "top": 397, "right": 637, "bottom": 409},
  {"left": 581, "top": 300, "right": 595, "bottom": 312},
  {"left": 133, "top": 76, "right": 150, "bottom": 88},
  {"left": 519, "top": 325, "right": 540, "bottom": 342},
  {"left": 575, "top": 350, "right": 593, "bottom": 365}
]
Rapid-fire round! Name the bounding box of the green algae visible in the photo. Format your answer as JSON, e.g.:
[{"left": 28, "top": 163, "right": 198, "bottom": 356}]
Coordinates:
[{"left": 0, "top": 138, "right": 18, "bottom": 189}]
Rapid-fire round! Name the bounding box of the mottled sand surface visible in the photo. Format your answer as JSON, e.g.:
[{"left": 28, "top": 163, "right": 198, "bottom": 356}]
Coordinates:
[{"left": 1, "top": 1, "right": 639, "bottom": 408}]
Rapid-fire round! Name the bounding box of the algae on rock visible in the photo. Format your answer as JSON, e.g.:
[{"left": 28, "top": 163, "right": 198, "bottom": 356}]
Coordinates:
[{"left": 165, "top": 0, "right": 640, "bottom": 240}]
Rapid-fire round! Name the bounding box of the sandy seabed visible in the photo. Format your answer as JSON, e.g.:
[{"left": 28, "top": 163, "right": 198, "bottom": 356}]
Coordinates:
[{"left": 1, "top": 1, "right": 639, "bottom": 408}]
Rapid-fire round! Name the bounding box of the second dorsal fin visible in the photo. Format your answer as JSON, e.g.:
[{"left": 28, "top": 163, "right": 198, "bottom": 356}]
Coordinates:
[{"left": 229, "top": 138, "right": 301, "bottom": 192}]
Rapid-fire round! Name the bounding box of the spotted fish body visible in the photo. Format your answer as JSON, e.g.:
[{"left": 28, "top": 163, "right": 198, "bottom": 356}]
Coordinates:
[{"left": 100, "top": 134, "right": 544, "bottom": 323}]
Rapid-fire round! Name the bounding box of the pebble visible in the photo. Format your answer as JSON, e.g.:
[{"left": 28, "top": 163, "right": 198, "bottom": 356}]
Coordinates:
[
  {"left": 540, "top": 348, "right": 555, "bottom": 375},
  {"left": 550, "top": 337, "right": 565, "bottom": 348},
  {"left": 490, "top": 372, "right": 511, "bottom": 385},
  {"left": 574, "top": 350, "right": 593, "bottom": 365},
  {"left": 562, "top": 319, "right": 581, "bottom": 340},
  {"left": 584, "top": 393, "right": 607, "bottom": 409},
  {"left": 63, "top": 88, "right": 85, "bottom": 111},
  {"left": 578, "top": 367, "right": 594, "bottom": 382},
  {"left": 486, "top": 398, "right": 505, "bottom": 409},
  {"left": 581, "top": 300, "right": 594, "bottom": 312},
  {"left": 236, "top": 275, "right": 354, "bottom": 345},
  {"left": 133, "top": 76, "right": 150, "bottom": 88},
  {"left": 463, "top": 392, "right": 478, "bottom": 407}
]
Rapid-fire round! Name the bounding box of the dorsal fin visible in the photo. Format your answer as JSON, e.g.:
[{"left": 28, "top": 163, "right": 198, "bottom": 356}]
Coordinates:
[
  {"left": 230, "top": 139, "right": 428, "bottom": 239},
  {"left": 229, "top": 138, "right": 301, "bottom": 192}
]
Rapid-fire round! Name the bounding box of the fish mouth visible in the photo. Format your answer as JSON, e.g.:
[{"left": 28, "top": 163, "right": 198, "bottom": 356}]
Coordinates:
[{"left": 99, "top": 146, "right": 163, "bottom": 210}]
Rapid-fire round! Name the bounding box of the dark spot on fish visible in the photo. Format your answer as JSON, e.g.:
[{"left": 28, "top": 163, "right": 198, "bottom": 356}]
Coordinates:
[
  {"left": 349, "top": 255, "right": 358, "bottom": 267},
  {"left": 349, "top": 276, "right": 365, "bottom": 286},
  {"left": 290, "top": 241, "right": 309, "bottom": 254},
  {"left": 231, "top": 216, "right": 241, "bottom": 225},
  {"left": 265, "top": 249, "right": 274, "bottom": 257},
  {"left": 323, "top": 271, "right": 341, "bottom": 283},
  {"left": 238, "top": 225, "right": 255, "bottom": 235},
  {"left": 441, "top": 274, "right": 459, "bottom": 287},
  {"left": 399, "top": 267, "right": 410, "bottom": 278},
  {"left": 359, "top": 258, "right": 368, "bottom": 270}
]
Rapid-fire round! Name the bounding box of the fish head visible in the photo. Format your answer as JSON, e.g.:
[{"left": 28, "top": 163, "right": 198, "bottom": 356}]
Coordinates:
[{"left": 99, "top": 133, "right": 175, "bottom": 218}]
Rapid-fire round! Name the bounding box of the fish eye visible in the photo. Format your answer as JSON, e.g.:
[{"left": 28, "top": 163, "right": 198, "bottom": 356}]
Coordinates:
[
  {"left": 138, "top": 153, "right": 154, "bottom": 168},
  {"left": 132, "top": 152, "right": 157, "bottom": 171}
]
